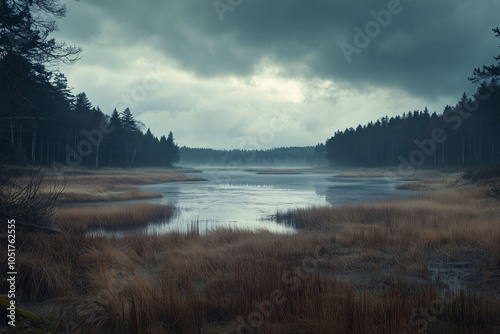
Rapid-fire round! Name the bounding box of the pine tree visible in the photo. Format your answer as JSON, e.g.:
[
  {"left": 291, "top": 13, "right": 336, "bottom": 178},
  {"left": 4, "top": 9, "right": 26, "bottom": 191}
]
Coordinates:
[
  {"left": 165, "top": 131, "right": 180, "bottom": 166},
  {"left": 140, "top": 128, "right": 158, "bottom": 166},
  {"left": 119, "top": 108, "right": 139, "bottom": 167},
  {"left": 0, "top": 0, "right": 81, "bottom": 68},
  {"left": 107, "top": 109, "right": 124, "bottom": 166},
  {"left": 469, "top": 27, "right": 500, "bottom": 83},
  {"left": 120, "top": 108, "right": 138, "bottom": 133}
]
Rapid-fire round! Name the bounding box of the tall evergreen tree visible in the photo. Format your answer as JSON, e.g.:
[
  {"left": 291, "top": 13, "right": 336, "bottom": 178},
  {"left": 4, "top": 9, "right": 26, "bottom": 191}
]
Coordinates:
[
  {"left": 165, "top": 131, "right": 180, "bottom": 167},
  {"left": 120, "top": 108, "right": 140, "bottom": 167},
  {"left": 469, "top": 27, "right": 500, "bottom": 83},
  {"left": 0, "top": 0, "right": 81, "bottom": 67},
  {"left": 0, "top": 1, "right": 181, "bottom": 168}
]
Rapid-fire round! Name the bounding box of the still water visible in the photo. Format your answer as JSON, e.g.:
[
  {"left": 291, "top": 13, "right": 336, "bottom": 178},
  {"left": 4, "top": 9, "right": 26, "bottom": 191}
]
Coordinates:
[{"left": 89, "top": 168, "right": 420, "bottom": 236}]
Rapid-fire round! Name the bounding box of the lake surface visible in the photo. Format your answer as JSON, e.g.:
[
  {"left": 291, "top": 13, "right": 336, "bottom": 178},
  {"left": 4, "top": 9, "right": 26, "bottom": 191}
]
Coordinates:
[{"left": 89, "top": 168, "right": 421, "bottom": 236}]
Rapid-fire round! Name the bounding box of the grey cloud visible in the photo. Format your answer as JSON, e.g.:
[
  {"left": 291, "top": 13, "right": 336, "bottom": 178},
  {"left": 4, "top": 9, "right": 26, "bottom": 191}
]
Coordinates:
[
  {"left": 67, "top": 0, "right": 500, "bottom": 102},
  {"left": 54, "top": 0, "right": 499, "bottom": 149}
]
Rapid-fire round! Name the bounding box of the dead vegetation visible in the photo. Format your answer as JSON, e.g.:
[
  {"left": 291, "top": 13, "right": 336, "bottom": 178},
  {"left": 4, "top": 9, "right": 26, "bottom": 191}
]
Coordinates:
[
  {"left": 395, "top": 182, "right": 434, "bottom": 191},
  {"left": 257, "top": 170, "right": 303, "bottom": 175},
  {"left": 274, "top": 185, "right": 500, "bottom": 253},
  {"left": 3, "top": 225, "right": 499, "bottom": 334},
  {"left": 53, "top": 167, "right": 205, "bottom": 203},
  {"left": 0, "top": 165, "right": 64, "bottom": 229},
  {"left": 2, "top": 167, "right": 500, "bottom": 333},
  {"left": 53, "top": 203, "right": 175, "bottom": 233},
  {"left": 58, "top": 185, "right": 163, "bottom": 203}
]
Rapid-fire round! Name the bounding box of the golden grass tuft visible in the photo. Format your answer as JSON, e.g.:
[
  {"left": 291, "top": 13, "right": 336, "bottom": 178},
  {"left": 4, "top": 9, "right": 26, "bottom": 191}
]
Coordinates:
[
  {"left": 58, "top": 185, "right": 163, "bottom": 203},
  {"left": 15, "top": 254, "right": 72, "bottom": 302},
  {"left": 39, "top": 167, "right": 205, "bottom": 204},
  {"left": 53, "top": 203, "right": 174, "bottom": 233}
]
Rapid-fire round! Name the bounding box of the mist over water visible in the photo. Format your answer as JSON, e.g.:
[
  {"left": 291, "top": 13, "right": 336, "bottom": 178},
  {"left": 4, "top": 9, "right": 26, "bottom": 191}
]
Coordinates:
[{"left": 89, "top": 168, "right": 418, "bottom": 236}]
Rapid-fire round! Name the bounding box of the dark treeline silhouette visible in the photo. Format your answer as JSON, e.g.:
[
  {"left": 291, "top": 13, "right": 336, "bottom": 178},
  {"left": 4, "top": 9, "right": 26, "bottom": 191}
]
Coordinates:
[
  {"left": 0, "top": 0, "right": 179, "bottom": 168},
  {"left": 0, "top": 86, "right": 180, "bottom": 168},
  {"left": 326, "top": 28, "right": 500, "bottom": 168},
  {"left": 179, "top": 145, "right": 327, "bottom": 167}
]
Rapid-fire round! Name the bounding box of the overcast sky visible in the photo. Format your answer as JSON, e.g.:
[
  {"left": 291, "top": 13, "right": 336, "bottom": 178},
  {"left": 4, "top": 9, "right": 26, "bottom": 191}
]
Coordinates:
[{"left": 53, "top": 0, "right": 500, "bottom": 149}]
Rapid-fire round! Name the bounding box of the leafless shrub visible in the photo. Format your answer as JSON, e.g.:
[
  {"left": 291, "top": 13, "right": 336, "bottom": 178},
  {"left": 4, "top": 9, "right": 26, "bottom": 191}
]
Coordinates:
[
  {"left": 0, "top": 165, "right": 65, "bottom": 229},
  {"left": 488, "top": 184, "right": 500, "bottom": 199},
  {"left": 462, "top": 166, "right": 500, "bottom": 182}
]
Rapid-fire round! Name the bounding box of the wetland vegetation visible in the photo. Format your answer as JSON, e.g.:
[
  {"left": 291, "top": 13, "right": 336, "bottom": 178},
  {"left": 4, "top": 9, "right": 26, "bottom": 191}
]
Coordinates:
[{"left": 2, "top": 166, "right": 500, "bottom": 333}]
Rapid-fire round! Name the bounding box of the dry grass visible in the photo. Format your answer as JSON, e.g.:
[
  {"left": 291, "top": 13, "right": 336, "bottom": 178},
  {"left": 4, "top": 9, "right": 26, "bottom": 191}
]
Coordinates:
[
  {"left": 246, "top": 167, "right": 341, "bottom": 174},
  {"left": 53, "top": 203, "right": 175, "bottom": 233},
  {"left": 3, "top": 227, "right": 499, "bottom": 333},
  {"left": 395, "top": 182, "right": 434, "bottom": 191},
  {"left": 42, "top": 167, "right": 205, "bottom": 203},
  {"left": 61, "top": 168, "right": 204, "bottom": 186},
  {"left": 274, "top": 185, "right": 500, "bottom": 253},
  {"left": 3, "top": 170, "right": 500, "bottom": 333},
  {"left": 244, "top": 168, "right": 303, "bottom": 174},
  {"left": 58, "top": 185, "right": 163, "bottom": 203},
  {"left": 272, "top": 178, "right": 500, "bottom": 301},
  {"left": 309, "top": 169, "right": 337, "bottom": 173},
  {"left": 256, "top": 170, "right": 303, "bottom": 175},
  {"left": 336, "top": 167, "right": 462, "bottom": 179}
]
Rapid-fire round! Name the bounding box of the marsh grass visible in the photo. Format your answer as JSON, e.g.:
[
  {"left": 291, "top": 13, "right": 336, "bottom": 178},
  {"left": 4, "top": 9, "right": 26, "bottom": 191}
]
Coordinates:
[
  {"left": 243, "top": 168, "right": 303, "bottom": 174},
  {"left": 58, "top": 185, "right": 163, "bottom": 203},
  {"left": 395, "top": 182, "right": 434, "bottom": 191},
  {"left": 272, "top": 181, "right": 500, "bottom": 300},
  {"left": 41, "top": 167, "right": 205, "bottom": 203},
  {"left": 256, "top": 170, "right": 303, "bottom": 175},
  {"left": 53, "top": 203, "right": 175, "bottom": 233},
  {"left": 4, "top": 229, "right": 499, "bottom": 334},
  {"left": 337, "top": 168, "right": 462, "bottom": 180},
  {"left": 4, "top": 170, "right": 500, "bottom": 333},
  {"left": 274, "top": 185, "right": 500, "bottom": 253}
]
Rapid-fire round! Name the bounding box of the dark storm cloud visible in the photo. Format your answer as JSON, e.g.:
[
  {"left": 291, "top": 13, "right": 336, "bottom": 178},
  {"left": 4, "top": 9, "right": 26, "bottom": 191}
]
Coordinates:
[
  {"left": 54, "top": 0, "right": 499, "bottom": 148},
  {"left": 69, "top": 0, "right": 500, "bottom": 101}
]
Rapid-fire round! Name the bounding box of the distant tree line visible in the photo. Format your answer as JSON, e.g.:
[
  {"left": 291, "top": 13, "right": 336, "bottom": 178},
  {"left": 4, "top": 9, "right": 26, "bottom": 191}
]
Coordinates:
[
  {"left": 0, "top": 0, "right": 180, "bottom": 168},
  {"left": 326, "top": 28, "right": 500, "bottom": 168},
  {"left": 179, "top": 145, "right": 327, "bottom": 167},
  {"left": 0, "top": 87, "right": 180, "bottom": 168}
]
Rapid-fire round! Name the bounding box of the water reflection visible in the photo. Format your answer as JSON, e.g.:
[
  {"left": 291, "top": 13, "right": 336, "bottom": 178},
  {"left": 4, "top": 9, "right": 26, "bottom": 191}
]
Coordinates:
[
  {"left": 315, "top": 176, "right": 416, "bottom": 206},
  {"left": 88, "top": 168, "right": 421, "bottom": 237}
]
